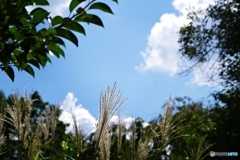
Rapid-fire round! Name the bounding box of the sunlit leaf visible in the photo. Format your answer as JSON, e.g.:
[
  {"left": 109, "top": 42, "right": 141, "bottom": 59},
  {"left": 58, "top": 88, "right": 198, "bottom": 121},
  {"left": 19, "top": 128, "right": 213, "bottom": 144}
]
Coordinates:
[
  {"left": 48, "top": 43, "right": 64, "bottom": 58},
  {"left": 75, "top": 14, "right": 104, "bottom": 27},
  {"left": 34, "top": 50, "right": 48, "bottom": 67},
  {"left": 63, "top": 18, "right": 86, "bottom": 35},
  {"left": 89, "top": 2, "right": 114, "bottom": 14},
  {"left": 55, "top": 28, "right": 78, "bottom": 46},
  {"left": 69, "top": 0, "right": 85, "bottom": 13},
  {"left": 52, "top": 16, "right": 63, "bottom": 26},
  {"left": 31, "top": 8, "right": 49, "bottom": 24},
  {"left": 34, "top": 151, "right": 40, "bottom": 160}
]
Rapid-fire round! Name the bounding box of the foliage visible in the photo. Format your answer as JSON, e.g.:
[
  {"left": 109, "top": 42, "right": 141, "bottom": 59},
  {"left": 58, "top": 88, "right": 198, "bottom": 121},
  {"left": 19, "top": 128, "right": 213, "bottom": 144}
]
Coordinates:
[
  {"left": 1, "top": 88, "right": 239, "bottom": 159},
  {"left": 170, "top": 97, "right": 215, "bottom": 160},
  {"left": 0, "top": 90, "right": 68, "bottom": 159},
  {"left": 0, "top": 0, "right": 118, "bottom": 81},
  {"left": 178, "top": 0, "right": 240, "bottom": 91},
  {"left": 178, "top": 2, "right": 240, "bottom": 158}
]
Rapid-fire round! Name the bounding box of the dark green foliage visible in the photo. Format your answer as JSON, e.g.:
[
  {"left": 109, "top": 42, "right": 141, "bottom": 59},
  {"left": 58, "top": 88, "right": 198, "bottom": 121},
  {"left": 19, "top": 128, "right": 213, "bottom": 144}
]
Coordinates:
[
  {"left": 1, "top": 90, "right": 239, "bottom": 159},
  {"left": 170, "top": 96, "right": 240, "bottom": 160},
  {"left": 178, "top": 0, "right": 240, "bottom": 92},
  {"left": 0, "top": 0, "right": 117, "bottom": 81},
  {"left": 0, "top": 90, "right": 69, "bottom": 159},
  {"left": 178, "top": 3, "right": 240, "bottom": 158}
]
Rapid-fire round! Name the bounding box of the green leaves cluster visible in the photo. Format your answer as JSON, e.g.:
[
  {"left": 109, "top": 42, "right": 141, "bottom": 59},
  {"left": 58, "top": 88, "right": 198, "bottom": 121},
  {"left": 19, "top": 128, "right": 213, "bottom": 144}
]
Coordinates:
[
  {"left": 178, "top": 1, "right": 240, "bottom": 91},
  {"left": 0, "top": 0, "right": 118, "bottom": 81}
]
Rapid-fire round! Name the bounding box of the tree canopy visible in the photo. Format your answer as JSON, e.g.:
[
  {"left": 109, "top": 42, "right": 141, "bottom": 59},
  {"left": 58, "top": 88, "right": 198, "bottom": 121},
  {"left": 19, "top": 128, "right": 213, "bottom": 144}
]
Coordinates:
[
  {"left": 178, "top": 2, "right": 240, "bottom": 157},
  {"left": 0, "top": 0, "right": 117, "bottom": 81},
  {"left": 178, "top": 0, "right": 240, "bottom": 92}
]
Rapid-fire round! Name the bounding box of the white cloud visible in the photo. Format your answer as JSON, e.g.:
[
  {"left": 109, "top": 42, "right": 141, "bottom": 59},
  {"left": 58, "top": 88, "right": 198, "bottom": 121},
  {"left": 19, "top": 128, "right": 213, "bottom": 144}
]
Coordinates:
[
  {"left": 59, "top": 93, "right": 142, "bottom": 136},
  {"left": 172, "top": 0, "right": 214, "bottom": 16},
  {"left": 26, "top": 0, "right": 86, "bottom": 17},
  {"left": 59, "top": 92, "right": 97, "bottom": 135},
  {"left": 48, "top": 0, "right": 70, "bottom": 16},
  {"left": 136, "top": 13, "right": 188, "bottom": 76},
  {"left": 110, "top": 115, "right": 135, "bottom": 129},
  {"left": 136, "top": 0, "right": 216, "bottom": 85}
]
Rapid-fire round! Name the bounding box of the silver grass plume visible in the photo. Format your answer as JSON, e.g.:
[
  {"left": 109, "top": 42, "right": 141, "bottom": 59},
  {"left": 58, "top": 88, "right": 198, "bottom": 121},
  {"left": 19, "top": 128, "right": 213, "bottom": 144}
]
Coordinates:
[
  {"left": 137, "top": 128, "right": 155, "bottom": 160},
  {"left": 70, "top": 106, "right": 83, "bottom": 157},
  {"left": 95, "top": 82, "right": 127, "bottom": 160},
  {"left": 154, "top": 96, "right": 186, "bottom": 154},
  {"left": 185, "top": 135, "right": 214, "bottom": 160},
  {"left": 117, "top": 113, "right": 125, "bottom": 153}
]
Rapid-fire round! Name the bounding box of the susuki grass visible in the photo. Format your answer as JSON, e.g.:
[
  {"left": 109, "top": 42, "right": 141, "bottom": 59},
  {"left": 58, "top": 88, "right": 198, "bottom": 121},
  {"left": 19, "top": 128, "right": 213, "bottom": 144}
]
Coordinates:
[
  {"left": 116, "top": 113, "right": 125, "bottom": 154},
  {"left": 1, "top": 90, "right": 60, "bottom": 159},
  {"left": 0, "top": 110, "right": 6, "bottom": 153},
  {"left": 157, "top": 97, "right": 187, "bottom": 153},
  {"left": 0, "top": 84, "right": 213, "bottom": 160},
  {"left": 185, "top": 135, "right": 214, "bottom": 160},
  {"left": 70, "top": 106, "right": 83, "bottom": 158},
  {"left": 95, "top": 82, "right": 128, "bottom": 160}
]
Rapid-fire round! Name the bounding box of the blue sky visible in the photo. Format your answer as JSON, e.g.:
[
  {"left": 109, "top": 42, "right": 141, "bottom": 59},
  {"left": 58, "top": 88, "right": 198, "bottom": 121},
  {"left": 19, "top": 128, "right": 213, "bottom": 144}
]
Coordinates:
[{"left": 0, "top": 0, "right": 219, "bottom": 133}]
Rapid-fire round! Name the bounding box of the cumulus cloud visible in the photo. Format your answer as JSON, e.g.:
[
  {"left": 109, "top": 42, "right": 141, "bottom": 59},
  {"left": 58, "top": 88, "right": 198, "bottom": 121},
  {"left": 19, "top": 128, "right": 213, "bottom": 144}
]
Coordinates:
[
  {"left": 26, "top": 0, "right": 86, "bottom": 17},
  {"left": 26, "top": 0, "right": 70, "bottom": 17},
  {"left": 59, "top": 93, "right": 147, "bottom": 136},
  {"left": 59, "top": 92, "right": 97, "bottom": 135},
  {"left": 47, "top": 0, "right": 71, "bottom": 16},
  {"left": 136, "top": 13, "right": 188, "bottom": 75},
  {"left": 110, "top": 115, "right": 136, "bottom": 129},
  {"left": 136, "top": 0, "right": 216, "bottom": 85}
]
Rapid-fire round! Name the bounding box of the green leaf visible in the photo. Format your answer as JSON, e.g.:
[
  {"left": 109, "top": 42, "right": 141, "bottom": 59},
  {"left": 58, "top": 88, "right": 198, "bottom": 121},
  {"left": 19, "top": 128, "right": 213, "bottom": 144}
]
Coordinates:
[
  {"left": 48, "top": 43, "right": 65, "bottom": 58},
  {"left": 28, "top": 59, "right": 40, "bottom": 69},
  {"left": 5, "top": 66, "right": 14, "bottom": 81},
  {"left": 24, "top": 65, "right": 35, "bottom": 77},
  {"left": 46, "top": 28, "right": 57, "bottom": 36},
  {"left": 34, "top": 151, "right": 40, "bottom": 160},
  {"left": 9, "top": 27, "right": 24, "bottom": 40},
  {"left": 89, "top": 2, "right": 114, "bottom": 14},
  {"left": 32, "top": 47, "right": 49, "bottom": 67},
  {"left": 69, "top": 0, "right": 85, "bottom": 13},
  {"left": 19, "top": 62, "right": 28, "bottom": 69},
  {"left": 36, "top": 54, "right": 48, "bottom": 67},
  {"left": 75, "top": 14, "right": 104, "bottom": 27},
  {"left": 47, "top": 56, "right": 52, "bottom": 63},
  {"left": 32, "top": 0, "right": 49, "bottom": 5},
  {"left": 54, "top": 37, "right": 66, "bottom": 47},
  {"left": 31, "top": 8, "right": 49, "bottom": 24},
  {"left": 55, "top": 28, "right": 78, "bottom": 46},
  {"left": 52, "top": 16, "right": 63, "bottom": 26},
  {"left": 112, "top": 0, "right": 118, "bottom": 3},
  {"left": 63, "top": 18, "right": 86, "bottom": 35}
]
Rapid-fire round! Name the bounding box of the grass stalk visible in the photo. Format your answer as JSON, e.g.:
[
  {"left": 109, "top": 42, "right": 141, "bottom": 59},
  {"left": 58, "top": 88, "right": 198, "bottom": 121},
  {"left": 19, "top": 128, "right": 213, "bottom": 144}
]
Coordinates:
[{"left": 95, "top": 82, "right": 127, "bottom": 160}]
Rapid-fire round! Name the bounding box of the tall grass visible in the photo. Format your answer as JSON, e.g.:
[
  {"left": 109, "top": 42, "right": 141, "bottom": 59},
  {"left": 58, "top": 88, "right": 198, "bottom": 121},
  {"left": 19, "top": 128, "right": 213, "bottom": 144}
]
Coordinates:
[
  {"left": 0, "top": 110, "right": 6, "bottom": 153},
  {"left": 117, "top": 113, "right": 125, "bottom": 154},
  {"left": 157, "top": 97, "right": 186, "bottom": 153},
  {"left": 2, "top": 90, "right": 60, "bottom": 159},
  {"left": 130, "top": 120, "right": 137, "bottom": 160},
  {"left": 0, "top": 86, "right": 213, "bottom": 160},
  {"left": 185, "top": 135, "right": 214, "bottom": 160},
  {"left": 95, "top": 82, "right": 127, "bottom": 160},
  {"left": 70, "top": 107, "right": 83, "bottom": 158}
]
